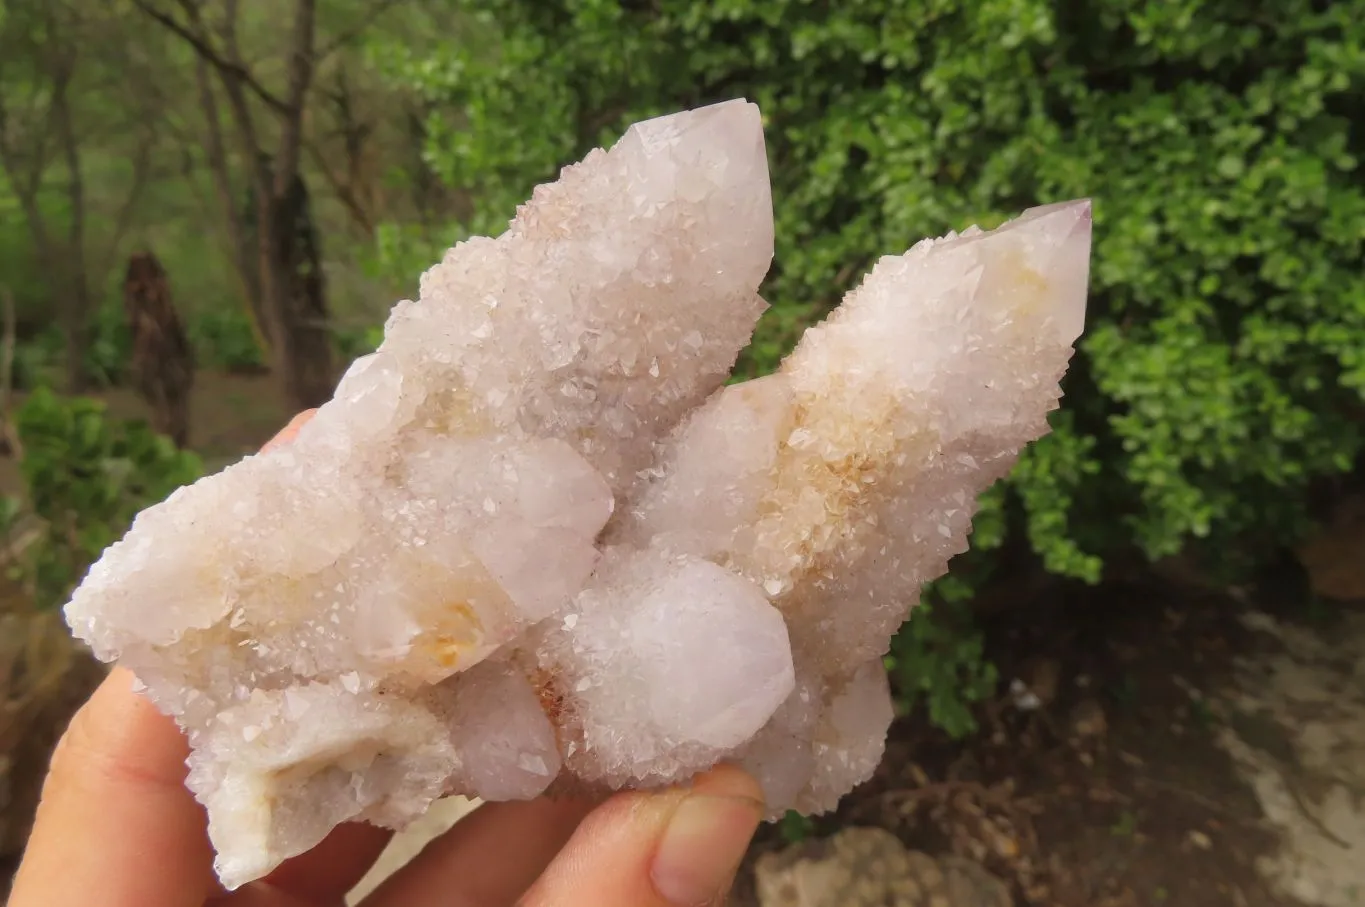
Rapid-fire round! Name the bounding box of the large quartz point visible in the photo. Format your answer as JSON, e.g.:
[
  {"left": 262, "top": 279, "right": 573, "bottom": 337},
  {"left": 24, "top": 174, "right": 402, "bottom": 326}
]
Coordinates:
[{"left": 63, "top": 98, "right": 1092, "bottom": 889}]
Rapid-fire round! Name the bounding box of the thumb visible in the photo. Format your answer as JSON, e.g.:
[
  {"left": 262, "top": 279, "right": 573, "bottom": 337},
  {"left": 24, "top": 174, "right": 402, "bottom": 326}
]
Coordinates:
[{"left": 519, "top": 764, "right": 764, "bottom": 907}]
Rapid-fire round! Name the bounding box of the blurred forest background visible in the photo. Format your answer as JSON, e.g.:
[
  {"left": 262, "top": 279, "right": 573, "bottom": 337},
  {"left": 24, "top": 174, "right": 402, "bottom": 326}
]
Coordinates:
[{"left": 1, "top": 1, "right": 1363, "bottom": 905}]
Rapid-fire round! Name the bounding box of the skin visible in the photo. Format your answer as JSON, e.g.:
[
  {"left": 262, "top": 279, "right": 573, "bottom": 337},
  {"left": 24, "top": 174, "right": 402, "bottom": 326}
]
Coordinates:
[{"left": 10, "top": 410, "right": 765, "bottom": 907}]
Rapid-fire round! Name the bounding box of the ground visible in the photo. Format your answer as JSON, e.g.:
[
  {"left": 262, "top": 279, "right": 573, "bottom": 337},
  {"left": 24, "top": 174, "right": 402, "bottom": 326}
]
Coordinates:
[
  {"left": 723, "top": 555, "right": 1365, "bottom": 906},
  {"left": 2, "top": 373, "right": 1362, "bottom": 906}
]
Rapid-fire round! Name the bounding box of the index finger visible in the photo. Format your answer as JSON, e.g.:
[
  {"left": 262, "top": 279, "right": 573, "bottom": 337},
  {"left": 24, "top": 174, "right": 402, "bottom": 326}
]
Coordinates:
[
  {"left": 10, "top": 410, "right": 332, "bottom": 907},
  {"left": 9, "top": 666, "right": 218, "bottom": 907}
]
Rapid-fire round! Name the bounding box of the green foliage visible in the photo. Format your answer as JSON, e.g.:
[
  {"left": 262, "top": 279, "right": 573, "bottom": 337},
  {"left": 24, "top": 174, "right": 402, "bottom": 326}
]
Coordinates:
[
  {"left": 367, "top": 221, "right": 464, "bottom": 289},
  {"left": 886, "top": 596, "right": 999, "bottom": 740},
  {"left": 10, "top": 299, "right": 130, "bottom": 391},
  {"left": 12, "top": 327, "right": 64, "bottom": 391},
  {"left": 778, "top": 810, "right": 816, "bottom": 843},
  {"left": 11, "top": 388, "right": 202, "bottom": 607},
  {"left": 82, "top": 297, "right": 132, "bottom": 387},
  {"left": 882, "top": 487, "right": 1008, "bottom": 734},
  {"left": 731, "top": 300, "right": 824, "bottom": 383},
  {"left": 376, "top": 0, "right": 1365, "bottom": 733},
  {"left": 190, "top": 307, "right": 266, "bottom": 373},
  {"left": 333, "top": 323, "right": 386, "bottom": 361}
]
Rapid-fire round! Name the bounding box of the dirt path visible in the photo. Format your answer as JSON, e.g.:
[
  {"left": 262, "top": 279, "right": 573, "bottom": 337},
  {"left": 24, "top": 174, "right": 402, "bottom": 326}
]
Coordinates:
[
  {"left": 1210, "top": 607, "right": 1365, "bottom": 905},
  {"left": 723, "top": 578, "right": 1348, "bottom": 907}
]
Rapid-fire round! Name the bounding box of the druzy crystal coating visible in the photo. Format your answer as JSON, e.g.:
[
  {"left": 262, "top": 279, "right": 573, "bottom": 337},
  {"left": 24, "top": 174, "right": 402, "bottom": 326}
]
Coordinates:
[{"left": 64, "top": 99, "right": 1092, "bottom": 889}]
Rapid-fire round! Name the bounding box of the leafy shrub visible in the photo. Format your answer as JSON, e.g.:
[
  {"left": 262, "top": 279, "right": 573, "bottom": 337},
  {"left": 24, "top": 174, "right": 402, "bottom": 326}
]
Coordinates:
[
  {"left": 83, "top": 297, "right": 132, "bottom": 388},
  {"left": 10, "top": 388, "right": 202, "bottom": 607},
  {"left": 366, "top": 222, "right": 460, "bottom": 292},
  {"left": 375, "top": 0, "right": 1365, "bottom": 730},
  {"left": 190, "top": 307, "right": 266, "bottom": 373},
  {"left": 11, "top": 327, "right": 64, "bottom": 391},
  {"left": 730, "top": 300, "right": 823, "bottom": 382},
  {"left": 333, "top": 323, "right": 386, "bottom": 362},
  {"left": 9, "top": 300, "right": 131, "bottom": 391}
]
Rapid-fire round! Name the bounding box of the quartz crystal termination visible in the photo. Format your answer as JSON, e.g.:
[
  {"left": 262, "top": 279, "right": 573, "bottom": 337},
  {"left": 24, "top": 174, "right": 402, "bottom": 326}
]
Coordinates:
[
  {"left": 62, "top": 97, "right": 1093, "bottom": 890},
  {"left": 593, "top": 199, "right": 1092, "bottom": 813}
]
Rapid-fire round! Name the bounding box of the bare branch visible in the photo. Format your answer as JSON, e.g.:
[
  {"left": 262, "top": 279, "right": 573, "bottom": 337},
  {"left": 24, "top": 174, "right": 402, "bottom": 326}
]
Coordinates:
[
  {"left": 47, "top": 13, "right": 95, "bottom": 392},
  {"left": 274, "top": 0, "right": 318, "bottom": 195},
  {"left": 130, "top": 0, "right": 288, "bottom": 115},
  {"left": 196, "top": 55, "right": 248, "bottom": 260},
  {"left": 195, "top": 54, "right": 269, "bottom": 347},
  {"left": 200, "top": 0, "right": 272, "bottom": 197},
  {"left": 0, "top": 21, "right": 62, "bottom": 208},
  {"left": 305, "top": 138, "right": 374, "bottom": 234},
  {"left": 92, "top": 127, "right": 158, "bottom": 290},
  {"left": 316, "top": 0, "right": 403, "bottom": 62},
  {"left": 0, "top": 288, "right": 18, "bottom": 446},
  {"left": 0, "top": 284, "right": 21, "bottom": 462}
]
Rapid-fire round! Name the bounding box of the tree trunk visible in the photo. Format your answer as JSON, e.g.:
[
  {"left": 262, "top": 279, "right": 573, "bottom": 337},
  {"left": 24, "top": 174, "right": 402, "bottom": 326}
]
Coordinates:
[
  {"left": 249, "top": 182, "right": 332, "bottom": 409},
  {"left": 137, "top": 0, "right": 333, "bottom": 412},
  {"left": 276, "top": 174, "right": 333, "bottom": 406},
  {"left": 123, "top": 252, "right": 194, "bottom": 447},
  {"left": 194, "top": 56, "right": 268, "bottom": 350},
  {"left": 255, "top": 0, "right": 331, "bottom": 410},
  {"left": 50, "top": 44, "right": 91, "bottom": 393}
]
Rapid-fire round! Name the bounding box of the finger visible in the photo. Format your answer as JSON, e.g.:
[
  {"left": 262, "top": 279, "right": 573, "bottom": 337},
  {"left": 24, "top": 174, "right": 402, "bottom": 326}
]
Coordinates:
[
  {"left": 259, "top": 821, "right": 393, "bottom": 905},
  {"left": 358, "top": 795, "right": 596, "bottom": 907},
  {"left": 261, "top": 409, "right": 318, "bottom": 453},
  {"left": 520, "top": 765, "right": 764, "bottom": 907},
  {"left": 12, "top": 410, "right": 329, "bottom": 907},
  {"left": 9, "top": 667, "right": 216, "bottom": 907}
]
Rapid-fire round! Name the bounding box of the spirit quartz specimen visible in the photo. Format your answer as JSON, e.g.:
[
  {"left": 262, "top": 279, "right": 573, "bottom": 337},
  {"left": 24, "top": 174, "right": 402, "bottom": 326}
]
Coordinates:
[{"left": 64, "top": 99, "right": 1093, "bottom": 888}]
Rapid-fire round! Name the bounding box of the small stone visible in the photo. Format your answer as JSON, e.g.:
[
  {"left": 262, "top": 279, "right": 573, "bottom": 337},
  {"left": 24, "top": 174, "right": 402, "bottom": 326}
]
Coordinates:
[
  {"left": 1010, "top": 656, "right": 1062, "bottom": 711},
  {"left": 1069, "top": 698, "right": 1108, "bottom": 739},
  {"left": 1186, "top": 829, "right": 1213, "bottom": 851},
  {"left": 754, "top": 828, "right": 1010, "bottom": 907},
  {"left": 1295, "top": 492, "right": 1365, "bottom": 600}
]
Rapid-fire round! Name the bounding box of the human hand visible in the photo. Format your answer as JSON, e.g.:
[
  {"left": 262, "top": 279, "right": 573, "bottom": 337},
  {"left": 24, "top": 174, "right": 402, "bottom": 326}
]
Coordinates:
[{"left": 9, "top": 411, "right": 765, "bottom": 907}]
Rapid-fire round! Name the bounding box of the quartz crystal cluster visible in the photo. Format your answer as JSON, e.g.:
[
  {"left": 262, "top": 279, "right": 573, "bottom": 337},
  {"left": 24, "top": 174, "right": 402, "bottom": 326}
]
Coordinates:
[{"left": 64, "top": 99, "right": 1092, "bottom": 889}]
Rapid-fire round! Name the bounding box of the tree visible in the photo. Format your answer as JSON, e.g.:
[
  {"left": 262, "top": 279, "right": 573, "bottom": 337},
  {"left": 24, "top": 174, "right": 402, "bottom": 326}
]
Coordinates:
[
  {"left": 131, "top": 0, "right": 347, "bottom": 408},
  {"left": 123, "top": 251, "right": 194, "bottom": 447},
  {"left": 0, "top": 1, "right": 155, "bottom": 392}
]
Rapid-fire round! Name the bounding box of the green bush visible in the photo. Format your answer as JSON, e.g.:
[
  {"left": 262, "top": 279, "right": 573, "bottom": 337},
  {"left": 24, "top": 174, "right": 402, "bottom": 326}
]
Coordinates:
[
  {"left": 189, "top": 307, "right": 266, "bottom": 373},
  {"left": 10, "top": 388, "right": 202, "bottom": 607},
  {"left": 83, "top": 297, "right": 132, "bottom": 388},
  {"left": 333, "top": 323, "right": 386, "bottom": 362},
  {"left": 9, "top": 298, "right": 130, "bottom": 392},
  {"left": 375, "top": 0, "right": 1365, "bottom": 730},
  {"left": 11, "top": 327, "right": 64, "bottom": 391}
]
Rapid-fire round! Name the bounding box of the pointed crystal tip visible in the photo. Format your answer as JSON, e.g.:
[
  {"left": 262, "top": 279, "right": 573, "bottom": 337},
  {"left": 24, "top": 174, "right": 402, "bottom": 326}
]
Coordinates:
[
  {"left": 615, "top": 98, "right": 774, "bottom": 282},
  {"left": 629, "top": 97, "right": 760, "bottom": 138},
  {"left": 1011, "top": 197, "right": 1092, "bottom": 231},
  {"left": 1014, "top": 198, "right": 1092, "bottom": 343}
]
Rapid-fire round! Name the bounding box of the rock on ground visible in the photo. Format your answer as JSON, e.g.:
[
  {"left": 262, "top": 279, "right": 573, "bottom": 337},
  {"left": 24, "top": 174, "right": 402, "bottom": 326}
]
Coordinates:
[
  {"left": 753, "top": 826, "right": 1011, "bottom": 907},
  {"left": 1212, "top": 608, "right": 1365, "bottom": 907}
]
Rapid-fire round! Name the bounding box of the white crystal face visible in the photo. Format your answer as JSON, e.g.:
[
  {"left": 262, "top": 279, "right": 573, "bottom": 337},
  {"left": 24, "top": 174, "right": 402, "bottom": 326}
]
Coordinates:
[{"left": 63, "top": 97, "right": 1092, "bottom": 889}]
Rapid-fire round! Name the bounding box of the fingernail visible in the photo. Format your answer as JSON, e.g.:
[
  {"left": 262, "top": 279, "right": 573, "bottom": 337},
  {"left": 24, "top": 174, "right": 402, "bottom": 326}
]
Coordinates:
[{"left": 651, "top": 792, "right": 762, "bottom": 906}]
